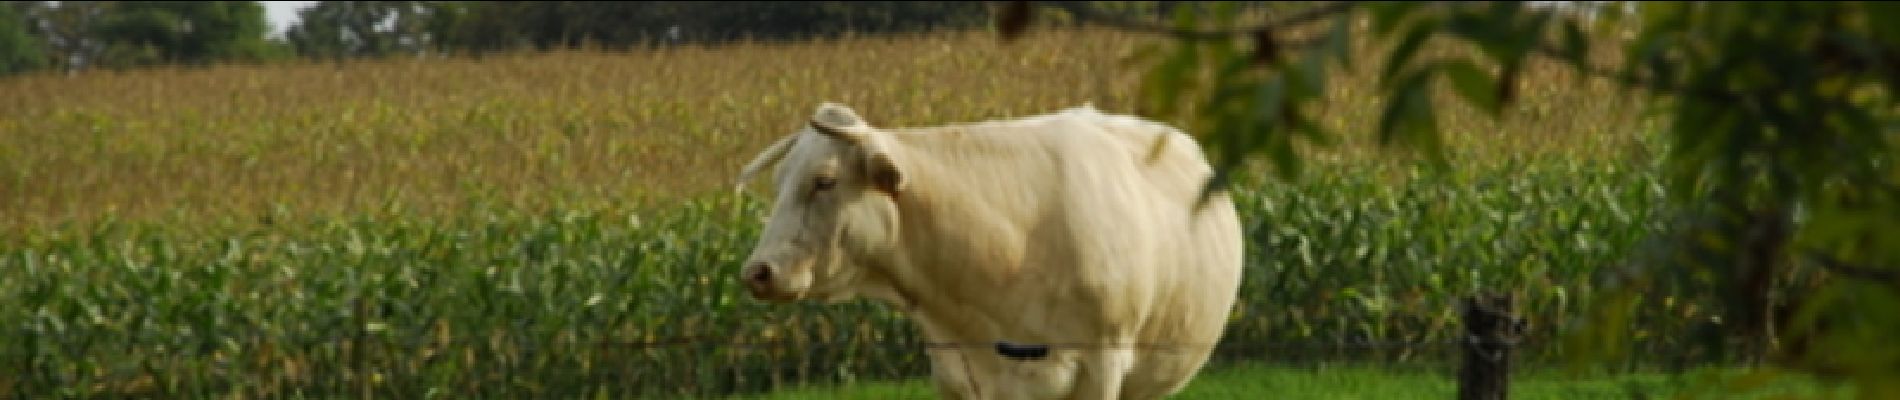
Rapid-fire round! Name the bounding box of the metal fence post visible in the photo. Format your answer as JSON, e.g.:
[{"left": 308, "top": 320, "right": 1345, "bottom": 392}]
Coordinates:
[{"left": 1459, "top": 293, "right": 1524, "bottom": 400}]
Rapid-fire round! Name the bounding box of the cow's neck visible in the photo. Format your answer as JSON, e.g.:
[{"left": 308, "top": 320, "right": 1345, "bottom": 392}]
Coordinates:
[
  {"left": 871, "top": 129, "right": 1058, "bottom": 343},
  {"left": 847, "top": 253, "right": 994, "bottom": 346}
]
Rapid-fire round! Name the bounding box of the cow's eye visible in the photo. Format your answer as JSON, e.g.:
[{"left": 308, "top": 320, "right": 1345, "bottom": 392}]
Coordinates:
[{"left": 813, "top": 176, "right": 837, "bottom": 191}]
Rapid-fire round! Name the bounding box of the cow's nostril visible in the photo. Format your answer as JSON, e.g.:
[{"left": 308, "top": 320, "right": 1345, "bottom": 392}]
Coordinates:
[{"left": 748, "top": 262, "right": 773, "bottom": 284}]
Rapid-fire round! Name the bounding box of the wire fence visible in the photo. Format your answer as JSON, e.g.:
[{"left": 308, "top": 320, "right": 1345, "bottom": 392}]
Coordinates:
[
  {"left": 15, "top": 295, "right": 1709, "bottom": 399},
  {"left": 3, "top": 335, "right": 1512, "bottom": 398},
  {"left": 6, "top": 305, "right": 1763, "bottom": 400},
  {"left": 7, "top": 339, "right": 1737, "bottom": 399},
  {"left": 593, "top": 336, "right": 1503, "bottom": 350}
]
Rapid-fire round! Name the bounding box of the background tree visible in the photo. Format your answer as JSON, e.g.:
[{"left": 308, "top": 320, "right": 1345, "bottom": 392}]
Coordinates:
[
  {"left": 420, "top": 1, "right": 995, "bottom": 56},
  {"left": 999, "top": 1, "right": 1899, "bottom": 396},
  {"left": 88, "top": 1, "right": 280, "bottom": 67},
  {"left": 6, "top": 1, "right": 283, "bottom": 72},
  {"left": 0, "top": 1, "right": 45, "bottom": 75},
  {"left": 4, "top": 1, "right": 1014, "bottom": 71},
  {"left": 26, "top": 1, "right": 108, "bottom": 73},
  {"left": 286, "top": 1, "right": 442, "bottom": 61}
]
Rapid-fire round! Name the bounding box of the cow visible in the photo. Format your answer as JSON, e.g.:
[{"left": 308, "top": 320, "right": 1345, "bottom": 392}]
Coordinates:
[{"left": 733, "top": 102, "right": 1244, "bottom": 400}]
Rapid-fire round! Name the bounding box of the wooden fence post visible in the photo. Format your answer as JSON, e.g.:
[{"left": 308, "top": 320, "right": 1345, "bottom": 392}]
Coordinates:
[{"left": 1459, "top": 293, "right": 1524, "bottom": 400}]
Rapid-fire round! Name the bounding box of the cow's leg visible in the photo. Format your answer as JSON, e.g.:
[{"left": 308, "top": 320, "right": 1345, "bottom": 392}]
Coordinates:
[
  {"left": 911, "top": 314, "right": 984, "bottom": 399},
  {"left": 1068, "top": 347, "right": 1135, "bottom": 400},
  {"left": 924, "top": 349, "right": 980, "bottom": 400}
]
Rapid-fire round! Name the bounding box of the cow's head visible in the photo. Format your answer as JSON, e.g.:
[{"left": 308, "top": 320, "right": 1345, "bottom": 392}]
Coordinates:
[{"left": 733, "top": 102, "right": 909, "bottom": 303}]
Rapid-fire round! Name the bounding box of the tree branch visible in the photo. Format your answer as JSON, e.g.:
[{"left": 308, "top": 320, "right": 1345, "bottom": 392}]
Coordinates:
[
  {"left": 1029, "top": 1, "right": 1356, "bottom": 41},
  {"left": 1027, "top": 0, "right": 1713, "bottom": 101},
  {"left": 1517, "top": 12, "right": 1900, "bottom": 106},
  {"left": 1518, "top": 35, "right": 1752, "bottom": 105},
  {"left": 1805, "top": 251, "right": 1900, "bottom": 290},
  {"left": 1029, "top": 0, "right": 1818, "bottom": 119}
]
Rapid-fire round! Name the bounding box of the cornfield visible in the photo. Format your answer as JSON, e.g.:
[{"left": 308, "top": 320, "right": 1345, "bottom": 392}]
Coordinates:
[{"left": 0, "top": 24, "right": 1704, "bottom": 398}]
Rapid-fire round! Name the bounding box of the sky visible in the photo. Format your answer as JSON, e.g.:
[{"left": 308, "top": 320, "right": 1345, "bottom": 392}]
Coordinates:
[{"left": 262, "top": 1, "right": 316, "bottom": 38}]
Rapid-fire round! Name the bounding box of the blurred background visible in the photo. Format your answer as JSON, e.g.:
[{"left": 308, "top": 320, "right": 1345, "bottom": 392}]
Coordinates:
[{"left": 0, "top": 1, "right": 1888, "bottom": 399}]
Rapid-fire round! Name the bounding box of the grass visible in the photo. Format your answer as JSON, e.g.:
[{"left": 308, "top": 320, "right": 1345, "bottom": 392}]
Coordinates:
[
  {"left": 0, "top": 16, "right": 1738, "bottom": 399},
  {"left": 738, "top": 363, "right": 1853, "bottom": 400}
]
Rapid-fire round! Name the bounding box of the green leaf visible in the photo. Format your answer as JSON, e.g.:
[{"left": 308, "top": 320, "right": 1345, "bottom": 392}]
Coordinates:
[
  {"left": 1285, "top": 105, "right": 1336, "bottom": 148},
  {"left": 1208, "top": 1, "right": 1242, "bottom": 29},
  {"left": 1496, "top": 59, "right": 1522, "bottom": 109},
  {"left": 1484, "top": 0, "right": 1525, "bottom": 24},
  {"left": 1139, "top": 41, "right": 1199, "bottom": 119},
  {"left": 1257, "top": 75, "right": 1293, "bottom": 179},
  {"left": 1195, "top": 123, "right": 1250, "bottom": 210},
  {"left": 1869, "top": 1, "right": 1900, "bottom": 46},
  {"left": 1378, "top": 64, "right": 1435, "bottom": 148},
  {"left": 1441, "top": 60, "right": 1501, "bottom": 116},
  {"left": 1193, "top": 161, "right": 1236, "bottom": 212},
  {"left": 1266, "top": 127, "right": 1301, "bottom": 182},
  {"left": 1381, "top": 21, "right": 1439, "bottom": 90},
  {"left": 1442, "top": 7, "right": 1496, "bottom": 43},
  {"left": 1465, "top": 8, "right": 1544, "bottom": 76},
  {"left": 1120, "top": 42, "right": 1167, "bottom": 70},
  {"left": 1412, "top": 88, "right": 1449, "bottom": 173},
  {"left": 1169, "top": 1, "right": 1199, "bottom": 31},
  {"left": 1639, "top": 1, "right": 1689, "bottom": 33},
  {"left": 1288, "top": 49, "right": 1327, "bottom": 101},
  {"left": 1367, "top": 1, "right": 1424, "bottom": 36},
  {"left": 1559, "top": 17, "right": 1591, "bottom": 70},
  {"left": 1326, "top": 15, "right": 1355, "bottom": 73}
]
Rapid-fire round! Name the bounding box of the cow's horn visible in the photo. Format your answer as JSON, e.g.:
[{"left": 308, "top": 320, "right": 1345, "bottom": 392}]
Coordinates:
[
  {"left": 813, "top": 102, "right": 865, "bottom": 128},
  {"left": 809, "top": 119, "right": 857, "bottom": 140},
  {"left": 810, "top": 102, "right": 869, "bottom": 142}
]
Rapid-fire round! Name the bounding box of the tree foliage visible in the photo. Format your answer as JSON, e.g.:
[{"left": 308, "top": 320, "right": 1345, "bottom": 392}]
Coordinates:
[
  {"left": 0, "top": 1, "right": 45, "bottom": 74},
  {"left": 2, "top": 1, "right": 286, "bottom": 74},
  {"left": 280, "top": 1, "right": 997, "bottom": 60},
  {"left": 3, "top": 1, "right": 1002, "bottom": 74},
  {"left": 285, "top": 1, "right": 440, "bottom": 61},
  {"left": 19, "top": 1, "right": 107, "bottom": 73},
  {"left": 1002, "top": 0, "right": 1899, "bottom": 397},
  {"left": 88, "top": 1, "right": 279, "bottom": 67}
]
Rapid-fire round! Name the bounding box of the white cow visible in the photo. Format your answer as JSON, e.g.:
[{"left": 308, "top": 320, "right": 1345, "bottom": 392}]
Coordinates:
[{"left": 734, "top": 102, "right": 1244, "bottom": 399}]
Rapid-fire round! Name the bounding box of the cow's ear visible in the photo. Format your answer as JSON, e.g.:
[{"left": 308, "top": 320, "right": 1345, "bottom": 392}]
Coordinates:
[{"left": 865, "top": 152, "right": 906, "bottom": 195}]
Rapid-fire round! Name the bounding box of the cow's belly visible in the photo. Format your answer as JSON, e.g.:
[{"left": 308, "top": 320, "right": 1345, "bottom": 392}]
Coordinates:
[
  {"left": 923, "top": 348, "right": 1081, "bottom": 400},
  {"left": 988, "top": 354, "right": 1079, "bottom": 400}
]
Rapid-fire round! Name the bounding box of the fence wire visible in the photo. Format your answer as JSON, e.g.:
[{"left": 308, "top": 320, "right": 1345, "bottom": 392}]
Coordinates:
[{"left": 7, "top": 327, "right": 1577, "bottom": 399}]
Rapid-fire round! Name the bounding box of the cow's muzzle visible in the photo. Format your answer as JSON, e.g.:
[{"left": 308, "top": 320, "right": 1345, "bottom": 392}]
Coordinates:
[{"left": 741, "top": 261, "right": 799, "bottom": 302}]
